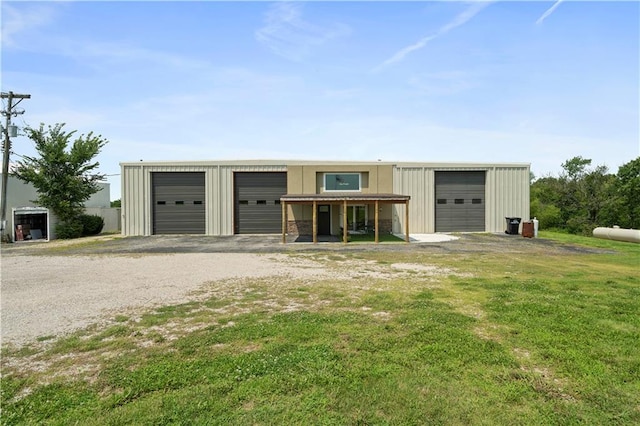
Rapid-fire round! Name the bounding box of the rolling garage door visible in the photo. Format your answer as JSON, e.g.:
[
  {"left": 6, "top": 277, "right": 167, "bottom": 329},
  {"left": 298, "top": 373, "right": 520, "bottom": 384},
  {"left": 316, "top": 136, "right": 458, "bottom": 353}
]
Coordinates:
[
  {"left": 152, "top": 172, "right": 205, "bottom": 234},
  {"left": 435, "top": 171, "right": 485, "bottom": 232},
  {"left": 234, "top": 172, "right": 287, "bottom": 234}
]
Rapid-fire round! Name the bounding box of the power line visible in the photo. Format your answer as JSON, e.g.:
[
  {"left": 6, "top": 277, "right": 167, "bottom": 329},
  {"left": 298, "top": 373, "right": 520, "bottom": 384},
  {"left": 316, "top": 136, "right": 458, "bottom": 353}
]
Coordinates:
[{"left": 1, "top": 91, "right": 31, "bottom": 234}]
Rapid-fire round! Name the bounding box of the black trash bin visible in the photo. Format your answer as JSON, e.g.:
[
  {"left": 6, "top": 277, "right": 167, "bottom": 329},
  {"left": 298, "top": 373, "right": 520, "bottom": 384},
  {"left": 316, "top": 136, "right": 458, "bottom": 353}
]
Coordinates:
[{"left": 505, "top": 217, "right": 521, "bottom": 235}]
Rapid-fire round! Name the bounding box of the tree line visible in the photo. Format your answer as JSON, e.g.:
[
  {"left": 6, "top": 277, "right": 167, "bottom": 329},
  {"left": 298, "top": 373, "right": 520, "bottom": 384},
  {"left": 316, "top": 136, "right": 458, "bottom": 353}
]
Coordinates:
[{"left": 531, "top": 156, "right": 640, "bottom": 235}]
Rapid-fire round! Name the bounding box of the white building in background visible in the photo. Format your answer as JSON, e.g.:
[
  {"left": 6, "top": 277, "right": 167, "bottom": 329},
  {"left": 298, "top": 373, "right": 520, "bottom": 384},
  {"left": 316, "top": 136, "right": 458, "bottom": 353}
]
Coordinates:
[{"left": 1, "top": 174, "right": 120, "bottom": 242}]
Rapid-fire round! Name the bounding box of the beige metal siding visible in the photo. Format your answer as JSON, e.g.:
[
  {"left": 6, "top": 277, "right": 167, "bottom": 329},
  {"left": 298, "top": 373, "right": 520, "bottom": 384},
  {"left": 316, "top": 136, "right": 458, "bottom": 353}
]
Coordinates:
[
  {"left": 486, "top": 167, "right": 530, "bottom": 233},
  {"left": 207, "top": 168, "right": 220, "bottom": 235},
  {"left": 121, "top": 165, "right": 147, "bottom": 236},
  {"left": 393, "top": 164, "right": 530, "bottom": 233},
  {"left": 219, "top": 167, "right": 234, "bottom": 235},
  {"left": 121, "top": 163, "right": 286, "bottom": 236},
  {"left": 392, "top": 167, "right": 434, "bottom": 234}
]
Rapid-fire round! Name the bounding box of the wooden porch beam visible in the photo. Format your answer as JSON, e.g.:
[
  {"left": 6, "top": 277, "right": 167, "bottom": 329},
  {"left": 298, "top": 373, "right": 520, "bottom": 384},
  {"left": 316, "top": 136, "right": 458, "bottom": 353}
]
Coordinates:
[
  {"left": 312, "top": 200, "right": 317, "bottom": 244},
  {"left": 281, "top": 201, "right": 287, "bottom": 244},
  {"left": 374, "top": 200, "right": 379, "bottom": 244},
  {"left": 343, "top": 200, "right": 348, "bottom": 244},
  {"left": 405, "top": 200, "right": 410, "bottom": 243}
]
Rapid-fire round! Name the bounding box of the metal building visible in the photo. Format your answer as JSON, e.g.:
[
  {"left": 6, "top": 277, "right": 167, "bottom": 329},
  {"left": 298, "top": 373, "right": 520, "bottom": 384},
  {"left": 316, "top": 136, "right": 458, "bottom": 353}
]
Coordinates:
[
  {"left": 120, "top": 160, "right": 530, "bottom": 237},
  {"left": 392, "top": 163, "right": 530, "bottom": 234}
]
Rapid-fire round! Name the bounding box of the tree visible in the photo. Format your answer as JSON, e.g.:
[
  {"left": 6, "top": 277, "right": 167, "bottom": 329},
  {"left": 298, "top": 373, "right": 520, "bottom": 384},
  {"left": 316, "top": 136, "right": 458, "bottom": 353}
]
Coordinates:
[
  {"left": 13, "top": 123, "right": 108, "bottom": 232},
  {"left": 585, "top": 165, "right": 615, "bottom": 221},
  {"left": 614, "top": 157, "right": 640, "bottom": 229},
  {"left": 530, "top": 175, "right": 563, "bottom": 229},
  {"left": 558, "top": 156, "right": 592, "bottom": 229},
  {"left": 561, "top": 156, "right": 592, "bottom": 181},
  {"left": 554, "top": 156, "right": 616, "bottom": 234},
  {"left": 531, "top": 156, "right": 620, "bottom": 235}
]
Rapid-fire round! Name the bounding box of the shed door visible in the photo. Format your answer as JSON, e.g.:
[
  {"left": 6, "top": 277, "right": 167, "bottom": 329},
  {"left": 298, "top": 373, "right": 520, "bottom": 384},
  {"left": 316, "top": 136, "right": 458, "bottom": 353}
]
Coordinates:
[
  {"left": 152, "top": 172, "right": 206, "bottom": 234},
  {"left": 435, "top": 171, "right": 485, "bottom": 232},
  {"left": 234, "top": 172, "right": 287, "bottom": 234}
]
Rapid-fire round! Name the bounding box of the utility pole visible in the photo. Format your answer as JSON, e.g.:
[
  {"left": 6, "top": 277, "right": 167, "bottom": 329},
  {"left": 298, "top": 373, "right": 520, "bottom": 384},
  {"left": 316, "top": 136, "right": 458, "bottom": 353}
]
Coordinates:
[{"left": 1, "top": 91, "right": 31, "bottom": 235}]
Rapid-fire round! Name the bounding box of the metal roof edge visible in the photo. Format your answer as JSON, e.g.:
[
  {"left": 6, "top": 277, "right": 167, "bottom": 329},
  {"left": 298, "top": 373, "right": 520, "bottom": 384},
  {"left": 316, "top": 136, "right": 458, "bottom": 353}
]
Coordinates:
[
  {"left": 392, "top": 162, "right": 531, "bottom": 168},
  {"left": 119, "top": 159, "right": 530, "bottom": 168}
]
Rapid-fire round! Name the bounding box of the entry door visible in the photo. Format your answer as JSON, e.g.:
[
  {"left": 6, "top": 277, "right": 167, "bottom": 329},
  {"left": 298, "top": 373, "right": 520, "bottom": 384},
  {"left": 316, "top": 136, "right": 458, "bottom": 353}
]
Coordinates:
[{"left": 317, "top": 205, "right": 331, "bottom": 235}]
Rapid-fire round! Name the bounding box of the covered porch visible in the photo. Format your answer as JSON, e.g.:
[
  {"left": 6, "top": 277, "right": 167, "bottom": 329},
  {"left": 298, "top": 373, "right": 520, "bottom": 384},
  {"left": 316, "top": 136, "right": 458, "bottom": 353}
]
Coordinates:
[{"left": 280, "top": 193, "right": 411, "bottom": 244}]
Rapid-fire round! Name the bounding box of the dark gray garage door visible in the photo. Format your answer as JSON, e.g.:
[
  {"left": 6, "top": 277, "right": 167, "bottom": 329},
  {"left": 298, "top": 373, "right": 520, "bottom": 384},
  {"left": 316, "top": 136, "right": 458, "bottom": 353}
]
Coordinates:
[
  {"left": 234, "top": 172, "right": 287, "bottom": 234},
  {"left": 152, "top": 172, "right": 206, "bottom": 234},
  {"left": 435, "top": 171, "right": 485, "bottom": 232}
]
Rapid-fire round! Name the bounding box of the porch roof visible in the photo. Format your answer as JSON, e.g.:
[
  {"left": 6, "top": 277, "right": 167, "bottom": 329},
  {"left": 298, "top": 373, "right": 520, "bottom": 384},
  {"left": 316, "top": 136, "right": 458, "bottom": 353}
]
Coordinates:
[
  {"left": 280, "top": 193, "right": 411, "bottom": 244},
  {"left": 280, "top": 193, "right": 410, "bottom": 203}
]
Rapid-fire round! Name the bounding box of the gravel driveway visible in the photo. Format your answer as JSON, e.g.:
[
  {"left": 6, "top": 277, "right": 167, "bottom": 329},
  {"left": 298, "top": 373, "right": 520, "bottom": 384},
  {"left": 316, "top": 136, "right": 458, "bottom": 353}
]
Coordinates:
[
  {"left": 1, "top": 233, "right": 607, "bottom": 347},
  {"left": 0, "top": 252, "right": 332, "bottom": 347}
]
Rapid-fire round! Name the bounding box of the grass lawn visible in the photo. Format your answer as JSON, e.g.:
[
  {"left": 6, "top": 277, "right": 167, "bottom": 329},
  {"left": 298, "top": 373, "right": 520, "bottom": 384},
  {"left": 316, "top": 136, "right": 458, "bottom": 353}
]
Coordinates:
[
  {"left": 347, "top": 232, "right": 405, "bottom": 243},
  {"left": 2, "top": 232, "right": 639, "bottom": 425}
]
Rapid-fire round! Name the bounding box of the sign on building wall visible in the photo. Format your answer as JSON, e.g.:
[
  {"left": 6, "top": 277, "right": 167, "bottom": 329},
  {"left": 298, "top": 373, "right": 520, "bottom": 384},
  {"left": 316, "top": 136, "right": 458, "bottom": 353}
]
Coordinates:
[{"left": 324, "top": 173, "right": 361, "bottom": 192}]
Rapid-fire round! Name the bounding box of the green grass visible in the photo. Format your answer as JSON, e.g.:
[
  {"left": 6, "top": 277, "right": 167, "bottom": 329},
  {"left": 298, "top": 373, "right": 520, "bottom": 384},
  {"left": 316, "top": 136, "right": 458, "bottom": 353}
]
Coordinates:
[
  {"left": 347, "top": 233, "right": 405, "bottom": 243},
  {"left": 2, "top": 233, "right": 639, "bottom": 425}
]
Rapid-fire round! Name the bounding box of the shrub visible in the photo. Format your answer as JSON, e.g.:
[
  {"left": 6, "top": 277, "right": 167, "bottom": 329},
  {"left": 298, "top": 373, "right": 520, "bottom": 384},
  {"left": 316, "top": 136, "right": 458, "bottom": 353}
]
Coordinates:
[
  {"left": 55, "top": 221, "right": 83, "bottom": 239},
  {"left": 79, "top": 214, "right": 104, "bottom": 236},
  {"left": 531, "top": 202, "right": 562, "bottom": 230},
  {"left": 566, "top": 216, "right": 593, "bottom": 236}
]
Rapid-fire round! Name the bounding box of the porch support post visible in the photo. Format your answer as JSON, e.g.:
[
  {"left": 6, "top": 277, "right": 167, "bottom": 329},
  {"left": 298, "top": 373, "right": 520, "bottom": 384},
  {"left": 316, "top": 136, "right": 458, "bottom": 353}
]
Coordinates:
[
  {"left": 281, "top": 200, "right": 287, "bottom": 244},
  {"left": 343, "top": 200, "right": 348, "bottom": 244},
  {"left": 312, "top": 200, "right": 318, "bottom": 244},
  {"left": 374, "top": 200, "right": 379, "bottom": 244},
  {"left": 405, "top": 200, "right": 410, "bottom": 243}
]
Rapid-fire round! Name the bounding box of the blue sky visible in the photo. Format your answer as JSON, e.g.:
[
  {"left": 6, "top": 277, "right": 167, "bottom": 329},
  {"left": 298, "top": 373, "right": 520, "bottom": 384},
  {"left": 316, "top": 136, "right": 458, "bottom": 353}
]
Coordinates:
[{"left": 2, "top": 1, "right": 638, "bottom": 201}]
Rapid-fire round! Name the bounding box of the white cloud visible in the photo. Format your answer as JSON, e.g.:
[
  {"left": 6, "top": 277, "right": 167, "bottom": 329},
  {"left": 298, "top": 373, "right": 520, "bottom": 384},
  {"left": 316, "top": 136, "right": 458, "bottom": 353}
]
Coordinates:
[
  {"left": 255, "top": 2, "right": 351, "bottom": 61},
  {"left": 373, "top": 2, "right": 493, "bottom": 72},
  {"left": 1, "top": 3, "right": 211, "bottom": 75},
  {"left": 536, "top": 0, "right": 564, "bottom": 25},
  {"left": 1, "top": 2, "right": 61, "bottom": 49}
]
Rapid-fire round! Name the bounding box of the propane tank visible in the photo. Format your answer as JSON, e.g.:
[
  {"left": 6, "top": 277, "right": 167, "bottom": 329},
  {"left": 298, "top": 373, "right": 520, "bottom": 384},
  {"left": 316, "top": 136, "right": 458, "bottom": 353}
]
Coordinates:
[{"left": 533, "top": 217, "right": 539, "bottom": 238}]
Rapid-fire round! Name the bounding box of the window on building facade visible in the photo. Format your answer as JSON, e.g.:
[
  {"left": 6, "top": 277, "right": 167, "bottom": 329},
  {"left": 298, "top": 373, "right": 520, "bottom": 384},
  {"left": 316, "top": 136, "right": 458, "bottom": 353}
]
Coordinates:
[
  {"left": 324, "top": 173, "right": 361, "bottom": 192},
  {"left": 339, "top": 205, "right": 368, "bottom": 232}
]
